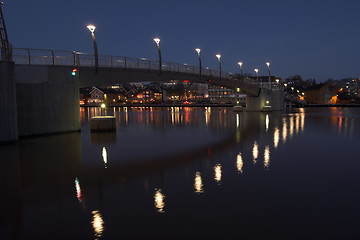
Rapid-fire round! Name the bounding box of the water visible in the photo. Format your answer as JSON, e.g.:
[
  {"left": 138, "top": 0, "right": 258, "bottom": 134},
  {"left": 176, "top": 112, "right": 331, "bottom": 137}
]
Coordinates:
[{"left": 1, "top": 107, "right": 360, "bottom": 239}]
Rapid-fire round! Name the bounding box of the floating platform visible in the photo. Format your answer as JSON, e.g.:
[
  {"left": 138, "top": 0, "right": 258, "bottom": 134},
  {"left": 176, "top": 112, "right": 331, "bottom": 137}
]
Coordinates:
[
  {"left": 261, "top": 106, "right": 273, "bottom": 112},
  {"left": 90, "top": 116, "right": 116, "bottom": 131},
  {"left": 232, "top": 105, "right": 244, "bottom": 112}
]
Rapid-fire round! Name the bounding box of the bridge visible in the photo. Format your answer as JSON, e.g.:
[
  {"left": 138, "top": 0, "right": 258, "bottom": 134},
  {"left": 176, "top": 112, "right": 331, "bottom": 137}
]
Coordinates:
[
  {"left": 1, "top": 47, "right": 285, "bottom": 142},
  {"left": 12, "top": 48, "right": 262, "bottom": 92}
]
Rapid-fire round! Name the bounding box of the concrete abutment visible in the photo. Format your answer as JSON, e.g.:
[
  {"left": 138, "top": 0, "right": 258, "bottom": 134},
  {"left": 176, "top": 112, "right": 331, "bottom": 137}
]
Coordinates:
[{"left": 246, "top": 87, "right": 284, "bottom": 112}]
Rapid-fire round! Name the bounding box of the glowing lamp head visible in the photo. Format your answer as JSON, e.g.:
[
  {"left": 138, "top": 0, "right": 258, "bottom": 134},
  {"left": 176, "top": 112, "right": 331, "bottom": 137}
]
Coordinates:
[
  {"left": 153, "top": 38, "right": 160, "bottom": 46},
  {"left": 87, "top": 25, "right": 96, "bottom": 33},
  {"left": 216, "top": 54, "right": 221, "bottom": 61},
  {"left": 238, "top": 62, "right": 243, "bottom": 67},
  {"left": 101, "top": 103, "right": 106, "bottom": 108},
  {"left": 266, "top": 62, "right": 270, "bottom": 67},
  {"left": 254, "top": 68, "right": 259, "bottom": 73},
  {"left": 195, "top": 48, "right": 201, "bottom": 55}
]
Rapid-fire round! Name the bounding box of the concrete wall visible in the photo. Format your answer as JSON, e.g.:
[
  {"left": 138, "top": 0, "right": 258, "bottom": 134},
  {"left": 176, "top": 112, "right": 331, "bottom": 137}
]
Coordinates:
[
  {"left": 15, "top": 65, "right": 80, "bottom": 137},
  {"left": 0, "top": 61, "right": 18, "bottom": 142}
]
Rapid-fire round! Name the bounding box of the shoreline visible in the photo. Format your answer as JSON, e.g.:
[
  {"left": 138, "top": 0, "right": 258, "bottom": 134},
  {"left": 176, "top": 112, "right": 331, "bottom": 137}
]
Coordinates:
[{"left": 80, "top": 103, "right": 360, "bottom": 108}]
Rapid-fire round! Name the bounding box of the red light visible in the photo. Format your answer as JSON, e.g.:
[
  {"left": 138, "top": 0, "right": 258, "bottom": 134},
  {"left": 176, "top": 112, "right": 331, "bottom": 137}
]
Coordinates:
[
  {"left": 183, "top": 80, "right": 189, "bottom": 83},
  {"left": 71, "top": 68, "right": 78, "bottom": 76}
]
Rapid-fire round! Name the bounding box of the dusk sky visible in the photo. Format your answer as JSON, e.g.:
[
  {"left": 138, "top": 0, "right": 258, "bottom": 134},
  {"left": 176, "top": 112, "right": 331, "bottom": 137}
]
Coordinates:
[{"left": 3, "top": 0, "right": 360, "bottom": 82}]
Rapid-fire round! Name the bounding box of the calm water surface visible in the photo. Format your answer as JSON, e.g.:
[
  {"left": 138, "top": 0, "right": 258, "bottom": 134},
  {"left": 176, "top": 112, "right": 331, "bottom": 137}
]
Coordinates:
[{"left": 1, "top": 107, "right": 360, "bottom": 239}]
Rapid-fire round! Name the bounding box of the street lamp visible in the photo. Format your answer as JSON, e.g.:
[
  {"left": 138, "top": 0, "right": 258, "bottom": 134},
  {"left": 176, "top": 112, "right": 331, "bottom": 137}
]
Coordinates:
[
  {"left": 195, "top": 48, "right": 202, "bottom": 78},
  {"left": 237, "top": 61, "right": 243, "bottom": 81},
  {"left": 216, "top": 54, "right": 222, "bottom": 78},
  {"left": 254, "top": 68, "right": 259, "bottom": 82},
  {"left": 87, "top": 25, "right": 98, "bottom": 73},
  {"left": 153, "top": 38, "right": 162, "bottom": 75},
  {"left": 266, "top": 62, "right": 271, "bottom": 88}
]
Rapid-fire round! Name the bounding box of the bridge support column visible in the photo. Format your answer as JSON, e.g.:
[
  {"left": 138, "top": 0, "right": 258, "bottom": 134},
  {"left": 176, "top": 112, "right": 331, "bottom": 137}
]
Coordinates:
[
  {"left": 246, "top": 88, "right": 284, "bottom": 112},
  {"left": 0, "top": 61, "right": 18, "bottom": 142}
]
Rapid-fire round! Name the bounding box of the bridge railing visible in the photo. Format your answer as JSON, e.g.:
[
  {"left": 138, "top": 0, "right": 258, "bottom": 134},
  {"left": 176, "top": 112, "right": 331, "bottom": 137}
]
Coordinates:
[{"left": 12, "top": 48, "right": 231, "bottom": 78}]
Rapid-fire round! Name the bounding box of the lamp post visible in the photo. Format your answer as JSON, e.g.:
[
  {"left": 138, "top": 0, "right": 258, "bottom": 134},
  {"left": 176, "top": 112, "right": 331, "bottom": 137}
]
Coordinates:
[
  {"left": 237, "top": 61, "right": 243, "bottom": 81},
  {"left": 254, "top": 68, "right": 259, "bottom": 82},
  {"left": 266, "top": 62, "right": 271, "bottom": 88},
  {"left": 216, "top": 54, "right": 222, "bottom": 78},
  {"left": 195, "top": 48, "right": 202, "bottom": 78},
  {"left": 87, "top": 25, "right": 98, "bottom": 73},
  {"left": 153, "top": 38, "right": 162, "bottom": 75}
]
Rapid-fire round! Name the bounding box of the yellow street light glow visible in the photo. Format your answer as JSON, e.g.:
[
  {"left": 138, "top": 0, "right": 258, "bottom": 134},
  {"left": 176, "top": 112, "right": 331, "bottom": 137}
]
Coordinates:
[
  {"left": 101, "top": 103, "right": 106, "bottom": 108},
  {"left": 216, "top": 54, "right": 221, "bottom": 60},
  {"left": 87, "top": 25, "right": 96, "bottom": 33},
  {"left": 195, "top": 48, "right": 201, "bottom": 54},
  {"left": 153, "top": 38, "right": 160, "bottom": 46}
]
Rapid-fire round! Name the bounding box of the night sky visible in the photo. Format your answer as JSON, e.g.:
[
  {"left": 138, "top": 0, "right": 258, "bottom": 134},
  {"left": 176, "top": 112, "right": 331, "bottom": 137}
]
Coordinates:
[{"left": 3, "top": 0, "right": 360, "bottom": 82}]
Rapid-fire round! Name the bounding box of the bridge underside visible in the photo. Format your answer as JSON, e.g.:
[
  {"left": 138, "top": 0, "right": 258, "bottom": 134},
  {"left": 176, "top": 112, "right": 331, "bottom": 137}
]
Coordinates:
[{"left": 77, "top": 66, "right": 260, "bottom": 97}]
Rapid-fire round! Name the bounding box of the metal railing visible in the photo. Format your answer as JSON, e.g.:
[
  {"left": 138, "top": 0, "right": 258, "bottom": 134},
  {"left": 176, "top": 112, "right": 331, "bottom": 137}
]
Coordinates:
[{"left": 12, "top": 48, "right": 233, "bottom": 78}]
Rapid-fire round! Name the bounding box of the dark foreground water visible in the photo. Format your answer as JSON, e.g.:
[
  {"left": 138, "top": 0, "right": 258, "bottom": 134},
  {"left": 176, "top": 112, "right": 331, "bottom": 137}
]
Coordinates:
[{"left": 1, "top": 107, "right": 360, "bottom": 240}]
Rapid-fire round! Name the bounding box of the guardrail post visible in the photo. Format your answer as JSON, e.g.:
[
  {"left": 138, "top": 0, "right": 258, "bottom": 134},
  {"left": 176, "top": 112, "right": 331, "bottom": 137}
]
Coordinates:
[
  {"left": 72, "top": 51, "right": 76, "bottom": 66},
  {"left": 27, "top": 49, "right": 31, "bottom": 65},
  {"left": 51, "top": 50, "right": 55, "bottom": 66}
]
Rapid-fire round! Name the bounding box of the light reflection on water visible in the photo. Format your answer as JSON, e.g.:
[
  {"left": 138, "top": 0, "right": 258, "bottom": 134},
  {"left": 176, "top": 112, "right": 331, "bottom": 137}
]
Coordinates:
[
  {"left": 236, "top": 153, "right": 243, "bottom": 174},
  {"left": 252, "top": 141, "right": 259, "bottom": 164},
  {"left": 194, "top": 172, "right": 204, "bottom": 194},
  {"left": 2, "top": 107, "right": 360, "bottom": 239},
  {"left": 91, "top": 210, "right": 104, "bottom": 238},
  {"left": 214, "top": 164, "right": 222, "bottom": 184},
  {"left": 154, "top": 188, "right": 165, "bottom": 213}
]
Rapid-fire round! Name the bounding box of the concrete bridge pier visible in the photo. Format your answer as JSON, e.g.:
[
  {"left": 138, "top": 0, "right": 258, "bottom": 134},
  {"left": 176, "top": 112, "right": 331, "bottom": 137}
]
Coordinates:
[
  {"left": 246, "top": 87, "right": 284, "bottom": 112},
  {"left": 0, "top": 61, "right": 18, "bottom": 142}
]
